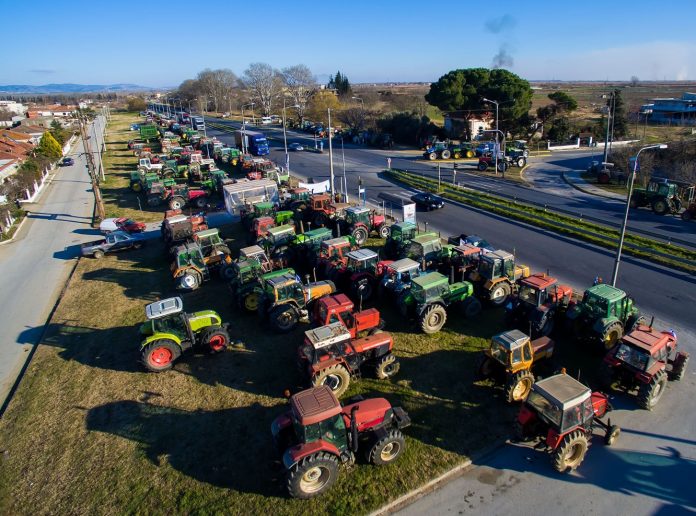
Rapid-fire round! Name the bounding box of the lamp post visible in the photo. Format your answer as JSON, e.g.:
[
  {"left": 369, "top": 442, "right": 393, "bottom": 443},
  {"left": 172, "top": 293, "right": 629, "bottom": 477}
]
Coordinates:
[
  {"left": 611, "top": 143, "right": 668, "bottom": 286},
  {"left": 240, "top": 102, "right": 255, "bottom": 154},
  {"left": 328, "top": 107, "right": 335, "bottom": 198},
  {"left": 282, "top": 98, "right": 300, "bottom": 173}
]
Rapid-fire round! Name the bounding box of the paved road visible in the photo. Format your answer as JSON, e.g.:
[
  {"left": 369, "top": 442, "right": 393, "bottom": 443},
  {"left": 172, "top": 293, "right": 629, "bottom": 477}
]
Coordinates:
[
  {"left": 0, "top": 124, "right": 103, "bottom": 407},
  {"left": 207, "top": 119, "right": 696, "bottom": 515}
]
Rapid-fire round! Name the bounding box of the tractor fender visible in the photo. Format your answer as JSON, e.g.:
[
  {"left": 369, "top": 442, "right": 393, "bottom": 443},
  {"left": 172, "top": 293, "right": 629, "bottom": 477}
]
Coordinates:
[
  {"left": 593, "top": 317, "right": 619, "bottom": 336},
  {"left": 283, "top": 439, "right": 341, "bottom": 470},
  {"left": 189, "top": 310, "right": 223, "bottom": 330},
  {"left": 376, "top": 260, "right": 394, "bottom": 276},
  {"left": 352, "top": 332, "right": 393, "bottom": 355},
  {"left": 141, "top": 332, "right": 182, "bottom": 349},
  {"left": 271, "top": 411, "right": 293, "bottom": 438},
  {"left": 546, "top": 427, "right": 564, "bottom": 450},
  {"left": 591, "top": 391, "right": 612, "bottom": 418},
  {"left": 642, "top": 361, "right": 666, "bottom": 383},
  {"left": 417, "top": 301, "right": 445, "bottom": 318}
]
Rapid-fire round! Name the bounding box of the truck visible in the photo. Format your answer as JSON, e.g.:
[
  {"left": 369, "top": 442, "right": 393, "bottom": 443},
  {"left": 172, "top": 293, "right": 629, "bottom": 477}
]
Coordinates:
[
  {"left": 191, "top": 116, "right": 205, "bottom": 132},
  {"left": 81, "top": 231, "right": 144, "bottom": 258},
  {"left": 235, "top": 130, "right": 270, "bottom": 156}
]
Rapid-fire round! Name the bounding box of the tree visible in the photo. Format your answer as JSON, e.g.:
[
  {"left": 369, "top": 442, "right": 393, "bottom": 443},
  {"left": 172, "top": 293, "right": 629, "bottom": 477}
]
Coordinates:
[
  {"left": 425, "top": 68, "right": 533, "bottom": 138},
  {"left": 243, "top": 63, "right": 281, "bottom": 116},
  {"left": 328, "top": 71, "right": 352, "bottom": 97},
  {"left": 611, "top": 89, "right": 629, "bottom": 139},
  {"left": 49, "top": 119, "right": 67, "bottom": 146},
  {"left": 338, "top": 107, "right": 369, "bottom": 133},
  {"left": 547, "top": 116, "right": 572, "bottom": 142},
  {"left": 0, "top": 108, "right": 12, "bottom": 122},
  {"left": 281, "top": 64, "right": 316, "bottom": 125},
  {"left": 197, "top": 69, "right": 239, "bottom": 112},
  {"left": 306, "top": 90, "right": 341, "bottom": 126},
  {"left": 377, "top": 112, "right": 439, "bottom": 146},
  {"left": 630, "top": 76, "right": 640, "bottom": 86},
  {"left": 36, "top": 132, "right": 62, "bottom": 161},
  {"left": 126, "top": 96, "right": 147, "bottom": 112},
  {"left": 536, "top": 91, "right": 578, "bottom": 140}
]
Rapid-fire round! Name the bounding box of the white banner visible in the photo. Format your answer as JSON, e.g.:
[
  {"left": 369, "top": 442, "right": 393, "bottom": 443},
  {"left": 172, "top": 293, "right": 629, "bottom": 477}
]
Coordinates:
[
  {"left": 298, "top": 180, "right": 330, "bottom": 194},
  {"left": 402, "top": 203, "right": 416, "bottom": 223}
]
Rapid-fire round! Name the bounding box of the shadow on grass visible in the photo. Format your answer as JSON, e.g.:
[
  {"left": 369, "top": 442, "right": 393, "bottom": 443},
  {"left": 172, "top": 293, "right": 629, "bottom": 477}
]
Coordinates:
[{"left": 85, "top": 400, "right": 283, "bottom": 496}]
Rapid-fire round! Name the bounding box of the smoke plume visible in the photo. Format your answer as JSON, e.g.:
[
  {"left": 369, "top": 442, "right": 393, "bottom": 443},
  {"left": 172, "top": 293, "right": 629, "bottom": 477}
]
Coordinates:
[
  {"left": 485, "top": 14, "right": 516, "bottom": 34},
  {"left": 492, "top": 44, "right": 514, "bottom": 69}
]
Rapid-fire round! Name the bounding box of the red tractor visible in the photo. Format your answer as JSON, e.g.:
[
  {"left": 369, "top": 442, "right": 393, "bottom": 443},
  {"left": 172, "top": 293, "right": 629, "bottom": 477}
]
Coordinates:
[
  {"left": 299, "top": 322, "right": 400, "bottom": 397},
  {"left": 338, "top": 206, "right": 390, "bottom": 245},
  {"left": 297, "top": 193, "right": 350, "bottom": 228},
  {"left": 515, "top": 373, "right": 620, "bottom": 473},
  {"left": 327, "top": 248, "right": 392, "bottom": 302},
  {"left": 312, "top": 294, "right": 385, "bottom": 338},
  {"left": 682, "top": 201, "right": 696, "bottom": 222},
  {"left": 160, "top": 210, "right": 208, "bottom": 248},
  {"left": 504, "top": 273, "right": 573, "bottom": 337},
  {"left": 271, "top": 385, "right": 411, "bottom": 499},
  {"left": 316, "top": 236, "right": 356, "bottom": 279},
  {"left": 147, "top": 183, "right": 208, "bottom": 211},
  {"left": 600, "top": 324, "right": 688, "bottom": 410}
]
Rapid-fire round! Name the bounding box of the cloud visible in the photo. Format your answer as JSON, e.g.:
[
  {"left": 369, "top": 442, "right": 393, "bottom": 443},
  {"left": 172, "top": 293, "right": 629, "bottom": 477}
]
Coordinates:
[
  {"left": 28, "top": 69, "right": 56, "bottom": 74},
  {"left": 492, "top": 44, "right": 514, "bottom": 69},
  {"left": 485, "top": 14, "right": 516, "bottom": 34}
]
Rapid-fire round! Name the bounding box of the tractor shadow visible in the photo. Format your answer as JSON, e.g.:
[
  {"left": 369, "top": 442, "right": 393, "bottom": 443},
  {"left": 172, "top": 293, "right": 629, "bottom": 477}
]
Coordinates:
[{"left": 84, "top": 400, "right": 283, "bottom": 497}]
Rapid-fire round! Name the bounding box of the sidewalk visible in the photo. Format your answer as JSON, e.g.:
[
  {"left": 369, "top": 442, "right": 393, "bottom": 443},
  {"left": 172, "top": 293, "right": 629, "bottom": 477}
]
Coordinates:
[{"left": 561, "top": 169, "right": 626, "bottom": 200}]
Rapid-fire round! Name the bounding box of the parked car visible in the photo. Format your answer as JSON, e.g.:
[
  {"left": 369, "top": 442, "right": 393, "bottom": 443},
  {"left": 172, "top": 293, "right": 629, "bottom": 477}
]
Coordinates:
[
  {"left": 99, "top": 217, "right": 147, "bottom": 234},
  {"left": 81, "top": 231, "right": 144, "bottom": 259},
  {"left": 289, "top": 142, "right": 304, "bottom": 152},
  {"left": 60, "top": 157, "right": 75, "bottom": 167},
  {"left": 411, "top": 192, "right": 445, "bottom": 210}
]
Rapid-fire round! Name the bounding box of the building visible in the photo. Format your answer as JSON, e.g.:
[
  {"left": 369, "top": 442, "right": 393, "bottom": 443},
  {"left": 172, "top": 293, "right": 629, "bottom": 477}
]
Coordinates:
[
  {"left": 443, "top": 114, "right": 492, "bottom": 139},
  {"left": 641, "top": 93, "right": 696, "bottom": 126},
  {"left": 27, "top": 104, "right": 77, "bottom": 118},
  {"left": 0, "top": 100, "right": 27, "bottom": 115}
]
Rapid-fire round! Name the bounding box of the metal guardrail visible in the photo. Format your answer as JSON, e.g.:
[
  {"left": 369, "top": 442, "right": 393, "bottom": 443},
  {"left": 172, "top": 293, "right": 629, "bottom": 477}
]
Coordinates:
[{"left": 390, "top": 170, "right": 696, "bottom": 271}]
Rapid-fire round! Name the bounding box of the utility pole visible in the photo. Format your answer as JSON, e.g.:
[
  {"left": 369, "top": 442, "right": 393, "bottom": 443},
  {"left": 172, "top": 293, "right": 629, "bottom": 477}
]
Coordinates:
[
  {"left": 78, "top": 113, "right": 105, "bottom": 221},
  {"left": 328, "top": 107, "right": 335, "bottom": 198},
  {"left": 602, "top": 91, "right": 613, "bottom": 165}
]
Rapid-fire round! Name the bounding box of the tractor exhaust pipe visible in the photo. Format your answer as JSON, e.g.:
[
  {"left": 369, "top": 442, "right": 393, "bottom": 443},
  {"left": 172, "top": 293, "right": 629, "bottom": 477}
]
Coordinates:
[
  {"left": 649, "top": 315, "right": 654, "bottom": 329},
  {"left": 450, "top": 266, "right": 454, "bottom": 284},
  {"left": 350, "top": 406, "right": 360, "bottom": 453},
  {"left": 313, "top": 268, "right": 317, "bottom": 283}
]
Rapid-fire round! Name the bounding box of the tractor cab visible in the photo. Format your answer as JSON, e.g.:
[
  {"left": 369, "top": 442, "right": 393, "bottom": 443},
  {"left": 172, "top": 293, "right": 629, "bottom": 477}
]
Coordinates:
[
  {"left": 346, "top": 249, "right": 379, "bottom": 274},
  {"left": 143, "top": 297, "right": 187, "bottom": 336},
  {"left": 320, "top": 237, "right": 354, "bottom": 262},
  {"left": 409, "top": 272, "right": 450, "bottom": 305},
  {"left": 293, "top": 227, "right": 333, "bottom": 249},
  {"left": 193, "top": 228, "right": 226, "bottom": 257},
  {"left": 488, "top": 329, "right": 535, "bottom": 370},
  {"left": 521, "top": 374, "right": 596, "bottom": 435},
  {"left": 265, "top": 224, "right": 296, "bottom": 248},
  {"left": 389, "top": 221, "right": 417, "bottom": 244},
  {"left": 287, "top": 385, "right": 348, "bottom": 451},
  {"left": 516, "top": 274, "right": 571, "bottom": 309},
  {"left": 172, "top": 243, "right": 206, "bottom": 272},
  {"left": 239, "top": 245, "right": 272, "bottom": 273},
  {"left": 252, "top": 216, "right": 276, "bottom": 239},
  {"left": 313, "top": 294, "right": 380, "bottom": 336},
  {"left": 381, "top": 258, "right": 422, "bottom": 293},
  {"left": 231, "top": 259, "right": 263, "bottom": 286},
  {"left": 580, "top": 284, "right": 632, "bottom": 320},
  {"left": 608, "top": 325, "right": 677, "bottom": 374},
  {"left": 253, "top": 201, "right": 275, "bottom": 218},
  {"left": 647, "top": 179, "right": 677, "bottom": 198},
  {"left": 344, "top": 206, "right": 371, "bottom": 227},
  {"left": 264, "top": 271, "right": 304, "bottom": 304},
  {"left": 404, "top": 233, "right": 444, "bottom": 266},
  {"left": 303, "top": 322, "right": 354, "bottom": 364},
  {"left": 286, "top": 187, "right": 311, "bottom": 203},
  {"left": 476, "top": 250, "right": 518, "bottom": 281}
]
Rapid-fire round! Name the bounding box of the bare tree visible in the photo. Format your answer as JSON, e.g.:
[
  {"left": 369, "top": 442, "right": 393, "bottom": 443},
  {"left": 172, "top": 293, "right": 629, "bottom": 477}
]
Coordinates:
[
  {"left": 281, "top": 64, "right": 316, "bottom": 124},
  {"left": 338, "top": 107, "right": 368, "bottom": 133},
  {"left": 243, "top": 63, "right": 280, "bottom": 116},
  {"left": 0, "top": 108, "right": 12, "bottom": 122}
]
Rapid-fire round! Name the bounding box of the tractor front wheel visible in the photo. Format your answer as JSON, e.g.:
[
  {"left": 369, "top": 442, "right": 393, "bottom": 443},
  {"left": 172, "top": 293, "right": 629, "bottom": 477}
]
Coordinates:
[
  {"left": 428, "top": 152, "right": 437, "bottom": 160},
  {"left": 637, "top": 369, "right": 668, "bottom": 410},
  {"left": 312, "top": 364, "right": 351, "bottom": 398},
  {"left": 352, "top": 226, "right": 369, "bottom": 245},
  {"left": 552, "top": 430, "right": 588, "bottom": 473},
  {"left": 367, "top": 429, "right": 405, "bottom": 466},
  {"left": 169, "top": 196, "right": 186, "bottom": 211},
  {"left": 219, "top": 262, "right": 235, "bottom": 281},
  {"left": 141, "top": 339, "right": 181, "bottom": 372},
  {"left": 419, "top": 304, "right": 447, "bottom": 334},
  {"left": 270, "top": 305, "right": 299, "bottom": 333},
  {"left": 669, "top": 353, "right": 689, "bottom": 381},
  {"left": 241, "top": 291, "right": 260, "bottom": 314},
  {"left": 461, "top": 296, "right": 482, "bottom": 318},
  {"left": 375, "top": 353, "right": 400, "bottom": 379},
  {"left": 488, "top": 282, "right": 511, "bottom": 306},
  {"left": 604, "top": 424, "right": 621, "bottom": 446},
  {"left": 200, "top": 327, "right": 229, "bottom": 353},
  {"left": 516, "top": 157, "right": 527, "bottom": 168},
  {"left": 441, "top": 150, "right": 451, "bottom": 160},
  {"left": 378, "top": 224, "right": 391, "bottom": 239},
  {"left": 601, "top": 322, "right": 623, "bottom": 351},
  {"left": 453, "top": 152, "right": 461, "bottom": 159},
  {"left": 478, "top": 162, "right": 488, "bottom": 172},
  {"left": 178, "top": 270, "right": 202, "bottom": 291},
  {"left": 505, "top": 370, "right": 535, "bottom": 402},
  {"left": 194, "top": 196, "right": 208, "bottom": 209},
  {"left": 652, "top": 198, "right": 668, "bottom": 215},
  {"left": 287, "top": 452, "right": 339, "bottom": 499}
]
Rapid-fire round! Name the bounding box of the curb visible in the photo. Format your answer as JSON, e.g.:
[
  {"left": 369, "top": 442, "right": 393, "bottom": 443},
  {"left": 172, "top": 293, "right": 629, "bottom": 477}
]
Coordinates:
[
  {"left": 560, "top": 171, "right": 624, "bottom": 200},
  {"left": 0, "top": 214, "right": 29, "bottom": 246},
  {"left": 369, "top": 459, "right": 472, "bottom": 516}
]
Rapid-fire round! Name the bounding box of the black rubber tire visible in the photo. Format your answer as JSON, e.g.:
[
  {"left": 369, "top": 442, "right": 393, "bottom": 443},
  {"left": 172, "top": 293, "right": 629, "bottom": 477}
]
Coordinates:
[
  {"left": 141, "top": 339, "right": 181, "bottom": 372},
  {"left": 200, "top": 326, "right": 229, "bottom": 353},
  {"left": 505, "top": 370, "right": 535, "bottom": 403},
  {"left": 488, "top": 281, "right": 511, "bottom": 306},
  {"left": 93, "top": 250, "right": 105, "bottom": 259},
  {"left": 476, "top": 355, "right": 496, "bottom": 380},
  {"left": 352, "top": 226, "right": 369, "bottom": 246},
  {"left": 311, "top": 364, "right": 351, "bottom": 398},
  {"left": 428, "top": 152, "right": 437, "bottom": 160},
  {"left": 367, "top": 429, "right": 405, "bottom": 466},
  {"left": 441, "top": 150, "right": 451, "bottom": 160},
  {"left": 178, "top": 269, "right": 202, "bottom": 291},
  {"left": 551, "top": 430, "right": 588, "bottom": 473},
  {"left": 147, "top": 195, "right": 162, "bottom": 207},
  {"left": 379, "top": 224, "right": 391, "bottom": 239},
  {"left": 539, "top": 310, "right": 555, "bottom": 336},
  {"left": 478, "top": 162, "right": 488, "bottom": 171},
  {"left": 637, "top": 369, "right": 668, "bottom": 410},
  {"left": 682, "top": 210, "right": 693, "bottom": 222},
  {"left": 169, "top": 196, "right": 186, "bottom": 210},
  {"left": 461, "top": 296, "right": 482, "bottom": 318},
  {"left": 352, "top": 277, "right": 374, "bottom": 302},
  {"left": 516, "top": 157, "right": 527, "bottom": 168},
  {"left": 419, "top": 304, "right": 447, "bottom": 334},
  {"left": 375, "top": 353, "right": 400, "bottom": 379},
  {"left": 241, "top": 291, "right": 260, "bottom": 314},
  {"left": 270, "top": 305, "right": 299, "bottom": 333},
  {"left": 652, "top": 199, "right": 668, "bottom": 216},
  {"left": 669, "top": 353, "right": 688, "bottom": 381},
  {"left": 600, "top": 322, "right": 623, "bottom": 351},
  {"left": 219, "top": 262, "right": 236, "bottom": 281},
  {"left": 194, "top": 196, "right": 208, "bottom": 209},
  {"left": 287, "top": 452, "right": 339, "bottom": 499}
]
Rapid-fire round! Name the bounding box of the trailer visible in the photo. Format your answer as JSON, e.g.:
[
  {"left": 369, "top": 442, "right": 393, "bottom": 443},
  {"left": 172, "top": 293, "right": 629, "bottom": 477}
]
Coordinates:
[{"left": 222, "top": 179, "right": 279, "bottom": 221}]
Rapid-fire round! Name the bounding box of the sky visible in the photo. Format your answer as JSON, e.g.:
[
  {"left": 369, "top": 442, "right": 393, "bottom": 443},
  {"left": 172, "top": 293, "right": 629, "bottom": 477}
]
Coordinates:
[{"left": 1, "top": 0, "right": 695, "bottom": 86}]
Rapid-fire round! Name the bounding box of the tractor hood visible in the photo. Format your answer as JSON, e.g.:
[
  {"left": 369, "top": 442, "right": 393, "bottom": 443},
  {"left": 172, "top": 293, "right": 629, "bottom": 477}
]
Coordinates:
[
  {"left": 341, "top": 398, "right": 392, "bottom": 432},
  {"left": 139, "top": 321, "right": 154, "bottom": 336}
]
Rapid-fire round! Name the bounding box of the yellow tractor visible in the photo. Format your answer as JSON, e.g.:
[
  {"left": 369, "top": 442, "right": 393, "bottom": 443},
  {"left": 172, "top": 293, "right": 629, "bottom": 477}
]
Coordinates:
[{"left": 467, "top": 250, "right": 530, "bottom": 306}]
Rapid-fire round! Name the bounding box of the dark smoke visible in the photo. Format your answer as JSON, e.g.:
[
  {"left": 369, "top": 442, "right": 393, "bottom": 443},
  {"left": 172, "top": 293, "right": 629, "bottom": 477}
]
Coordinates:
[
  {"left": 492, "top": 45, "right": 514, "bottom": 69},
  {"left": 485, "top": 14, "right": 516, "bottom": 34}
]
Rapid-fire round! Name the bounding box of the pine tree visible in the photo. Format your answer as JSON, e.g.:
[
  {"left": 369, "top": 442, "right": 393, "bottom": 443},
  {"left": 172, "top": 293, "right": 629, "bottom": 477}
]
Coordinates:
[{"left": 36, "top": 131, "right": 63, "bottom": 161}]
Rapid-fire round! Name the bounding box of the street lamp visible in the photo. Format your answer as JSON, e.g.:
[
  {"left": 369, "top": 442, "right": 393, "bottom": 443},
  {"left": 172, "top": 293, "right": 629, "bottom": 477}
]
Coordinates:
[
  {"left": 282, "top": 98, "right": 300, "bottom": 174},
  {"left": 240, "top": 102, "right": 255, "bottom": 154},
  {"left": 482, "top": 98, "right": 499, "bottom": 132},
  {"left": 351, "top": 96, "right": 364, "bottom": 109},
  {"left": 611, "top": 143, "right": 668, "bottom": 286},
  {"left": 328, "top": 107, "right": 335, "bottom": 198}
]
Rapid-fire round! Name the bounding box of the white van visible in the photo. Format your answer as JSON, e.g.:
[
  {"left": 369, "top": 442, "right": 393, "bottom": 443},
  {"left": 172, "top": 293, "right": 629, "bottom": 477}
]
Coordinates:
[{"left": 261, "top": 116, "right": 272, "bottom": 125}]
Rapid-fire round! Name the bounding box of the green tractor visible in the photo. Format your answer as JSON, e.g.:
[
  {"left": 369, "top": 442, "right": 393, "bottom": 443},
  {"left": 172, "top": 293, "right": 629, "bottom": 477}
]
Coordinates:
[
  {"left": 398, "top": 271, "right": 481, "bottom": 334},
  {"left": 229, "top": 262, "right": 288, "bottom": 314},
  {"left": 630, "top": 178, "right": 693, "bottom": 216},
  {"left": 256, "top": 270, "right": 336, "bottom": 332},
  {"left": 449, "top": 142, "right": 475, "bottom": 159},
  {"left": 384, "top": 221, "right": 418, "bottom": 259},
  {"left": 401, "top": 232, "right": 452, "bottom": 270},
  {"left": 139, "top": 297, "right": 230, "bottom": 372},
  {"left": 288, "top": 227, "right": 334, "bottom": 276},
  {"left": 565, "top": 283, "right": 643, "bottom": 350}
]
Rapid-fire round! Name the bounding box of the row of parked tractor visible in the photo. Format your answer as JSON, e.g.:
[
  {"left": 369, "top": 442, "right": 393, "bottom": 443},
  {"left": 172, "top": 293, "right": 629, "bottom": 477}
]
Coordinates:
[
  {"left": 119, "top": 116, "right": 689, "bottom": 500},
  {"left": 423, "top": 138, "right": 530, "bottom": 172}
]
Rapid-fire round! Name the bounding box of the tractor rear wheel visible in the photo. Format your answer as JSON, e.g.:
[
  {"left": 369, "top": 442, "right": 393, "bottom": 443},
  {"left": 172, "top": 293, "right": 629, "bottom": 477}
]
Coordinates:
[
  {"left": 419, "top": 304, "right": 447, "bottom": 334},
  {"left": 505, "top": 370, "right": 535, "bottom": 402},
  {"left": 352, "top": 277, "right": 374, "bottom": 302},
  {"left": 601, "top": 322, "right": 623, "bottom": 351},
  {"left": 428, "top": 152, "right": 437, "bottom": 160},
  {"left": 625, "top": 314, "right": 646, "bottom": 334},
  {"left": 652, "top": 198, "right": 668, "bottom": 215},
  {"left": 194, "top": 196, "right": 208, "bottom": 209},
  {"left": 461, "top": 296, "right": 482, "bottom": 318},
  {"left": 270, "top": 305, "right": 299, "bottom": 333},
  {"left": 378, "top": 224, "right": 391, "bottom": 239},
  {"left": 178, "top": 270, "right": 202, "bottom": 291},
  {"left": 488, "top": 282, "right": 511, "bottom": 306},
  {"left": 466, "top": 150, "right": 475, "bottom": 158},
  {"left": 200, "top": 326, "right": 229, "bottom": 353},
  {"left": 241, "top": 291, "right": 260, "bottom": 314},
  {"left": 476, "top": 355, "right": 496, "bottom": 380},
  {"left": 287, "top": 452, "right": 339, "bottom": 499},
  {"left": 141, "top": 339, "right": 181, "bottom": 372},
  {"left": 219, "top": 262, "right": 235, "bottom": 281},
  {"left": 147, "top": 195, "right": 162, "bottom": 207},
  {"left": 367, "top": 429, "right": 405, "bottom": 466},
  {"left": 453, "top": 152, "right": 461, "bottom": 159},
  {"left": 669, "top": 353, "right": 689, "bottom": 381},
  {"left": 352, "top": 226, "right": 369, "bottom": 245},
  {"left": 478, "top": 162, "right": 488, "bottom": 172},
  {"left": 516, "top": 157, "right": 527, "bottom": 168},
  {"left": 312, "top": 364, "right": 351, "bottom": 398},
  {"left": 169, "top": 196, "right": 186, "bottom": 210},
  {"left": 375, "top": 353, "right": 400, "bottom": 379},
  {"left": 441, "top": 150, "right": 451, "bottom": 159},
  {"left": 551, "top": 430, "right": 588, "bottom": 473},
  {"left": 637, "top": 369, "right": 668, "bottom": 410}
]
